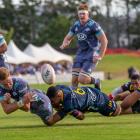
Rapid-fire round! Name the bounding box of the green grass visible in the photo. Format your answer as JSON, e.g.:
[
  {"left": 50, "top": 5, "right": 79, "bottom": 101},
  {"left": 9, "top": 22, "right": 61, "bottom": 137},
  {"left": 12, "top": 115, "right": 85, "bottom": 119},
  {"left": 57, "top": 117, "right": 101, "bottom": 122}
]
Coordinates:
[
  {"left": 96, "top": 54, "right": 140, "bottom": 78},
  {"left": 1, "top": 81, "right": 140, "bottom": 140}
]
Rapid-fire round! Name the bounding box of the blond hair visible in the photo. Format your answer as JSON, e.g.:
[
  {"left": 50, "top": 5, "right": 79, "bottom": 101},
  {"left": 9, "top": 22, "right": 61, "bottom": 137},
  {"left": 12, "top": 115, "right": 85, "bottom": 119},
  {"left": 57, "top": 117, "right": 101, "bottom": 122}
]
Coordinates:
[{"left": 0, "top": 67, "right": 10, "bottom": 81}]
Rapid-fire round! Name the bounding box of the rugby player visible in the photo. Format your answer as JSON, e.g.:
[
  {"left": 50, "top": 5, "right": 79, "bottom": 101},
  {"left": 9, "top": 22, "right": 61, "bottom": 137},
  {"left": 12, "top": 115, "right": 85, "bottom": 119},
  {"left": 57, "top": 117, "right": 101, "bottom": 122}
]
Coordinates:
[
  {"left": 59, "top": 3, "right": 108, "bottom": 90},
  {"left": 45, "top": 85, "right": 121, "bottom": 126},
  {"left": 109, "top": 74, "right": 140, "bottom": 113},
  {"left": 0, "top": 67, "right": 53, "bottom": 126}
]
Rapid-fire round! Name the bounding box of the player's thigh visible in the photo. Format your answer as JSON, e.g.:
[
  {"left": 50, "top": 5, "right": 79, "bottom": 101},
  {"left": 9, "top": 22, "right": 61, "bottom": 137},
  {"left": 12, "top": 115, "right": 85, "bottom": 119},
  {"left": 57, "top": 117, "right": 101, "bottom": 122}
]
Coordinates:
[
  {"left": 78, "top": 61, "right": 94, "bottom": 83},
  {"left": 30, "top": 101, "right": 52, "bottom": 121}
]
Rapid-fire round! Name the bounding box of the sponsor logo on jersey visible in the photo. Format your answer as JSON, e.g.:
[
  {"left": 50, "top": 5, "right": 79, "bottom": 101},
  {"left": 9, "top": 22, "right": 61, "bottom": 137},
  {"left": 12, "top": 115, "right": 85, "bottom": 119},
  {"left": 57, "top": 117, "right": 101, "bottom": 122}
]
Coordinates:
[{"left": 77, "top": 33, "right": 87, "bottom": 40}]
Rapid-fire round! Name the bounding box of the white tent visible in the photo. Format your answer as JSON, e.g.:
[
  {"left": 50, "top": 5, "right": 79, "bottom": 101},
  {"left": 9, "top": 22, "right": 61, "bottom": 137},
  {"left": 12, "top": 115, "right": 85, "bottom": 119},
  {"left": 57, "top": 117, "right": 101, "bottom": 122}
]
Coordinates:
[
  {"left": 41, "top": 43, "right": 73, "bottom": 63},
  {"left": 24, "top": 43, "right": 73, "bottom": 63},
  {"left": 4, "top": 54, "right": 18, "bottom": 64},
  {"left": 6, "top": 40, "right": 37, "bottom": 64}
]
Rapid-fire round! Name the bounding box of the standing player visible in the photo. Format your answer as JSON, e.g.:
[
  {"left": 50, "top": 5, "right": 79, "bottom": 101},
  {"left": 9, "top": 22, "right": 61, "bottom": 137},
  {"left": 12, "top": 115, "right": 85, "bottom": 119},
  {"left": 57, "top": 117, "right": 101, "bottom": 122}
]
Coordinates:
[
  {"left": 60, "top": 3, "right": 108, "bottom": 90},
  {"left": 109, "top": 74, "right": 140, "bottom": 113},
  {"left": 0, "top": 67, "right": 53, "bottom": 126},
  {"left": 0, "top": 34, "right": 7, "bottom": 67},
  {"left": 45, "top": 85, "right": 121, "bottom": 126}
]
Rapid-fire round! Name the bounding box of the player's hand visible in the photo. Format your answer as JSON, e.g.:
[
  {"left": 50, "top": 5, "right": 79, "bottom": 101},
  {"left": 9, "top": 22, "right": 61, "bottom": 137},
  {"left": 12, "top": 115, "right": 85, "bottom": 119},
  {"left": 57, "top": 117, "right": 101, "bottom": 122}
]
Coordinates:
[
  {"left": 4, "top": 93, "right": 11, "bottom": 102},
  {"left": 22, "top": 93, "right": 33, "bottom": 104},
  {"left": 93, "top": 55, "right": 102, "bottom": 63},
  {"left": 76, "top": 111, "right": 85, "bottom": 120},
  {"left": 60, "top": 41, "right": 70, "bottom": 50}
]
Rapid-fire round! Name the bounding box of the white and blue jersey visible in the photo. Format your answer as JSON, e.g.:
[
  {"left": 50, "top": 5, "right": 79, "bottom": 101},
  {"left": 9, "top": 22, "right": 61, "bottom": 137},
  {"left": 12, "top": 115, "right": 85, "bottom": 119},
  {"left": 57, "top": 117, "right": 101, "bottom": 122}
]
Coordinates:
[
  {"left": 0, "top": 35, "right": 6, "bottom": 46},
  {"left": 56, "top": 85, "right": 117, "bottom": 118},
  {"left": 0, "top": 34, "right": 6, "bottom": 67},
  {"left": 0, "top": 77, "right": 52, "bottom": 122},
  {"left": 68, "top": 19, "right": 104, "bottom": 73},
  {"left": 69, "top": 19, "right": 103, "bottom": 51}
]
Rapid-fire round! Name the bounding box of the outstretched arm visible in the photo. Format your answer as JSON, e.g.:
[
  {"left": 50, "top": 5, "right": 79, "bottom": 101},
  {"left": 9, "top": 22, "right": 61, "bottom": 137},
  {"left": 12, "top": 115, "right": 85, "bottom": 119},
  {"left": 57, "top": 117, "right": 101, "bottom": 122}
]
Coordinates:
[
  {"left": 0, "top": 93, "right": 31, "bottom": 114},
  {"left": 60, "top": 34, "right": 74, "bottom": 50},
  {"left": 46, "top": 111, "right": 66, "bottom": 126}
]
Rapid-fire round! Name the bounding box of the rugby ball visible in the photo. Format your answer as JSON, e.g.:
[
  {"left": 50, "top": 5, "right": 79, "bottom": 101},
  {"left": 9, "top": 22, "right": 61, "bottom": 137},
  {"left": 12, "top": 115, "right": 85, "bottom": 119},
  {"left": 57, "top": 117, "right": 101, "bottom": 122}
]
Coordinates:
[{"left": 41, "top": 64, "right": 56, "bottom": 84}]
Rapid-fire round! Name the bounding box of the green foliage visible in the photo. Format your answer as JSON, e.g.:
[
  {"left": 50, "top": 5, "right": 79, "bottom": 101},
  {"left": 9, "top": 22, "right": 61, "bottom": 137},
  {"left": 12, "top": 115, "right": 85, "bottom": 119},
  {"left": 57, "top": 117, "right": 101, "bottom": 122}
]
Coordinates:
[
  {"left": 5, "top": 27, "right": 14, "bottom": 43},
  {"left": 0, "top": 0, "right": 140, "bottom": 49},
  {"left": 38, "top": 15, "right": 71, "bottom": 47}
]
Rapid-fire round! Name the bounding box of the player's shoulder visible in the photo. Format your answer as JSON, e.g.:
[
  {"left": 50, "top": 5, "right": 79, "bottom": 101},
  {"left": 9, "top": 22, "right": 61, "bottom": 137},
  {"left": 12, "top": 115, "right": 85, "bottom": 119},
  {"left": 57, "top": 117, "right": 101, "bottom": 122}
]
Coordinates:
[
  {"left": 12, "top": 77, "right": 27, "bottom": 83},
  {"left": 12, "top": 77, "right": 28, "bottom": 87},
  {"left": 56, "top": 85, "right": 71, "bottom": 92},
  {"left": 123, "top": 81, "right": 131, "bottom": 87},
  {"left": 88, "top": 18, "right": 95, "bottom": 24},
  {"left": 73, "top": 20, "right": 80, "bottom": 26}
]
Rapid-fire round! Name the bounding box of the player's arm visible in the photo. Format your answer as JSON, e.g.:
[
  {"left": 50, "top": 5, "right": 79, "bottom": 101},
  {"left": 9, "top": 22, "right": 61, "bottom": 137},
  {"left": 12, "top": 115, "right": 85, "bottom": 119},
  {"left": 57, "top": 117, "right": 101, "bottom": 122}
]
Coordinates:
[
  {"left": 0, "top": 94, "right": 24, "bottom": 114},
  {"left": 69, "top": 109, "right": 85, "bottom": 120},
  {"left": 110, "top": 83, "right": 129, "bottom": 101},
  {"left": 60, "top": 33, "right": 74, "bottom": 50},
  {"left": 46, "top": 110, "right": 67, "bottom": 126},
  {"left": 19, "top": 92, "right": 32, "bottom": 112},
  {"left": 121, "top": 90, "right": 140, "bottom": 111},
  {"left": 0, "top": 93, "right": 31, "bottom": 114},
  {"left": 96, "top": 32, "right": 108, "bottom": 60}
]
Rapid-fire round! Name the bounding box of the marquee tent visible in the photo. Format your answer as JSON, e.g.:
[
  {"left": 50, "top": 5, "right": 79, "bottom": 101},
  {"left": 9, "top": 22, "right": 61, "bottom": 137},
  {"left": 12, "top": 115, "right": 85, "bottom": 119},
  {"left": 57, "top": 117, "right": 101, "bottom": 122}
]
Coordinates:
[
  {"left": 24, "top": 43, "right": 73, "bottom": 63},
  {"left": 6, "top": 40, "right": 37, "bottom": 64}
]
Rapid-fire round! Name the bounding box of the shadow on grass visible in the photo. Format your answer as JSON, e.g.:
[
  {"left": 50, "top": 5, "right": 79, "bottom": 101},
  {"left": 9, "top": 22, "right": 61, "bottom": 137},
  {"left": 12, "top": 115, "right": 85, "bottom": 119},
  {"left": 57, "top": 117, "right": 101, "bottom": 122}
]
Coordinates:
[
  {"left": 0, "top": 124, "right": 46, "bottom": 129},
  {"left": 0, "top": 121, "right": 137, "bottom": 129}
]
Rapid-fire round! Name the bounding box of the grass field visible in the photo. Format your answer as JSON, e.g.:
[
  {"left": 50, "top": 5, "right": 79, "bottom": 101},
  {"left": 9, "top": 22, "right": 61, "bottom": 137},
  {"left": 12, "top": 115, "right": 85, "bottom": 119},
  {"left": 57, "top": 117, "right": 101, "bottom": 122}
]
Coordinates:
[
  {"left": 1, "top": 80, "right": 140, "bottom": 140},
  {"left": 96, "top": 54, "right": 140, "bottom": 79}
]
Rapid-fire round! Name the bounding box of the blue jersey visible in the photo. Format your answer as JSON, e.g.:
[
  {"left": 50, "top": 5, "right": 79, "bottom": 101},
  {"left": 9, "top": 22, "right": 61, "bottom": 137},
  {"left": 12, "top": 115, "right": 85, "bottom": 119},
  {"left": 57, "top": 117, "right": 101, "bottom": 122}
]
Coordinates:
[
  {"left": 69, "top": 19, "right": 104, "bottom": 72},
  {"left": 0, "top": 34, "right": 7, "bottom": 67},
  {"left": 56, "top": 85, "right": 117, "bottom": 118},
  {"left": 69, "top": 19, "right": 104, "bottom": 51},
  {"left": 0, "top": 77, "right": 52, "bottom": 122},
  {"left": 0, "top": 34, "right": 6, "bottom": 46},
  {"left": 0, "top": 77, "right": 29, "bottom": 101}
]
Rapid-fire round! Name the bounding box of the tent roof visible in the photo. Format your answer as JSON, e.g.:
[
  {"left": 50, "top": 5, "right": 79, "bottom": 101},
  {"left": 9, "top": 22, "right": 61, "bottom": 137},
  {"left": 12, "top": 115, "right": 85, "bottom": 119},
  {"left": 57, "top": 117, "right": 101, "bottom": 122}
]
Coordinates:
[
  {"left": 24, "top": 43, "right": 73, "bottom": 63},
  {"left": 6, "top": 40, "right": 37, "bottom": 64}
]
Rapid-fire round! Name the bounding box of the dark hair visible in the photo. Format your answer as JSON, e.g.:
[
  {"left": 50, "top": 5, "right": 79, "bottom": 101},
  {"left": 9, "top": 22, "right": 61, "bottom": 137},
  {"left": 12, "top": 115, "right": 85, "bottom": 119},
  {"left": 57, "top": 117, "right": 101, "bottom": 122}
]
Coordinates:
[
  {"left": 131, "top": 74, "right": 140, "bottom": 80},
  {"left": 46, "top": 86, "right": 59, "bottom": 99},
  {"left": 77, "top": 2, "right": 89, "bottom": 11}
]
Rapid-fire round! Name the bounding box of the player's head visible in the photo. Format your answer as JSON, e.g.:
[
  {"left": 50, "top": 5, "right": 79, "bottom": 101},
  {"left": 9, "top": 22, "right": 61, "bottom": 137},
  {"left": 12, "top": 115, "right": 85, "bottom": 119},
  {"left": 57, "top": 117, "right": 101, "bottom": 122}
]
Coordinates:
[
  {"left": 131, "top": 74, "right": 140, "bottom": 89},
  {"left": 46, "top": 86, "right": 63, "bottom": 108},
  {"left": 0, "top": 67, "right": 13, "bottom": 89},
  {"left": 77, "top": 3, "right": 89, "bottom": 23}
]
